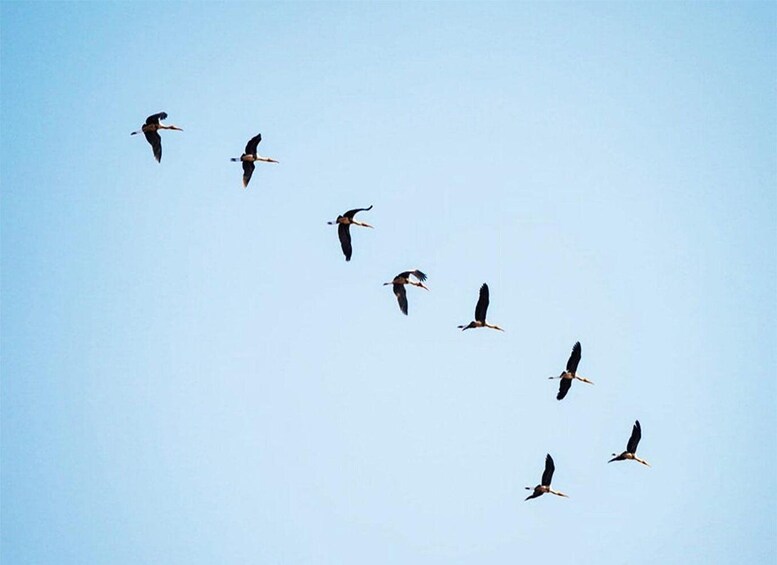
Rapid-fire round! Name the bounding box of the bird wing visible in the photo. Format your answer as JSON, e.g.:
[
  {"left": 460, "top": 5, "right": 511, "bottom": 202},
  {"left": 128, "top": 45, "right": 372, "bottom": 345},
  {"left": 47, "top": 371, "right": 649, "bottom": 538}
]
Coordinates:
[
  {"left": 145, "top": 112, "right": 167, "bottom": 125},
  {"left": 525, "top": 490, "right": 542, "bottom": 501},
  {"left": 556, "top": 377, "right": 572, "bottom": 400},
  {"left": 566, "top": 341, "right": 582, "bottom": 373},
  {"left": 245, "top": 133, "right": 262, "bottom": 155},
  {"left": 627, "top": 420, "right": 642, "bottom": 453},
  {"left": 344, "top": 205, "right": 373, "bottom": 219},
  {"left": 242, "top": 161, "right": 256, "bottom": 187},
  {"left": 542, "top": 454, "right": 555, "bottom": 486},
  {"left": 393, "top": 283, "right": 408, "bottom": 315},
  {"left": 474, "top": 283, "right": 489, "bottom": 322},
  {"left": 338, "top": 223, "right": 352, "bottom": 261},
  {"left": 411, "top": 270, "right": 427, "bottom": 282},
  {"left": 144, "top": 130, "right": 162, "bottom": 162}
]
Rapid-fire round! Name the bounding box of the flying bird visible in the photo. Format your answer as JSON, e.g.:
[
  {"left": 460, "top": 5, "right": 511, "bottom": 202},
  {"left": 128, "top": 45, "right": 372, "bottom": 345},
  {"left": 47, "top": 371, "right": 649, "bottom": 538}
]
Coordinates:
[
  {"left": 609, "top": 420, "right": 651, "bottom": 466},
  {"left": 458, "top": 283, "right": 504, "bottom": 331},
  {"left": 525, "top": 454, "right": 569, "bottom": 501},
  {"left": 383, "top": 270, "right": 428, "bottom": 315},
  {"left": 327, "top": 205, "right": 373, "bottom": 261},
  {"left": 548, "top": 341, "right": 593, "bottom": 400},
  {"left": 230, "top": 133, "right": 279, "bottom": 187},
  {"left": 131, "top": 112, "right": 183, "bottom": 162}
]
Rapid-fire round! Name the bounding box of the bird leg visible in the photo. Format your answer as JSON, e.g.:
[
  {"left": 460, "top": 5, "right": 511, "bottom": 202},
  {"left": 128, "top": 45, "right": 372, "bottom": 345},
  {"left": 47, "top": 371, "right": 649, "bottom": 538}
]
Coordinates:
[
  {"left": 575, "top": 375, "right": 594, "bottom": 384},
  {"left": 354, "top": 221, "right": 374, "bottom": 228},
  {"left": 636, "top": 457, "right": 651, "bottom": 467},
  {"left": 550, "top": 489, "right": 569, "bottom": 498}
]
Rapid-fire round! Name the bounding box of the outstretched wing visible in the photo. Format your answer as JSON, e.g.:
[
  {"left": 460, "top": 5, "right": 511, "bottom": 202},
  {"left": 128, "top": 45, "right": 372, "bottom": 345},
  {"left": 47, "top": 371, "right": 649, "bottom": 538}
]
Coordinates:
[
  {"left": 145, "top": 112, "right": 167, "bottom": 125},
  {"left": 245, "top": 133, "right": 262, "bottom": 155},
  {"left": 524, "top": 489, "right": 542, "bottom": 501},
  {"left": 474, "top": 283, "right": 489, "bottom": 323},
  {"left": 344, "top": 205, "right": 373, "bottom": 219},
  {"left": 338, "top": 223, "right": 352, "bottom": 261},
  {"left": 556, "top": 377, "right": 572, "bottom": 400},
  {"left": 411, "top": 270, "right": 427, "bottom": 282},
  {"left": 242, "top": 161, "right": 255, "bottom": 187},
  {"left": 393, "top": 283, "right": 408, "bottom": 315},
  {"left": 144, "top": 130, "right": 162, "bottom": 162},
  {"left": 541, "top": 454, "right": 555, "bottom": 486},
  {"left": 627, "top": 420, "right": 642, "bottom": 453},
  {"left": 566, "top": 342, "right": 582, "bottom": 373}
]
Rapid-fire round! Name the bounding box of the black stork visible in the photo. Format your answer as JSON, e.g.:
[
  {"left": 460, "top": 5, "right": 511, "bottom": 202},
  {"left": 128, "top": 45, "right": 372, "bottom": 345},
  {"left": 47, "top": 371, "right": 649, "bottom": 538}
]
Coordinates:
[
  {"left": 457, "top": 283, "right": 504, "bottom": 331},
  {"left": 525, "top": 454, "right": 569, "bottom": 501},
  {"left": 549, "top": 341, "right": 593, "bottom": 400},
  {"left": 383, "top": 270, "right": 428, "bottom": 315},
  {"left": 230, "top": 133, "right": 278, "bottom": 188},
  {"left": 609, "top": 420, "right": 651, "bottom": 467},
  {"left": 327, "top": 205, "right": 373, "bottom": 261},
  {"left": 131, "top": 112, "right": 183, "bottom": 162}
]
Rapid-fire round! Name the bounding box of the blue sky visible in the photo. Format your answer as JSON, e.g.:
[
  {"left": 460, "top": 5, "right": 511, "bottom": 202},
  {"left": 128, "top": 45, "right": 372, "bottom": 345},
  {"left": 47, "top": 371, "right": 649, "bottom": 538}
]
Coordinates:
[{"left": 2, "top": 2, "right": 775, "bottom": 563}]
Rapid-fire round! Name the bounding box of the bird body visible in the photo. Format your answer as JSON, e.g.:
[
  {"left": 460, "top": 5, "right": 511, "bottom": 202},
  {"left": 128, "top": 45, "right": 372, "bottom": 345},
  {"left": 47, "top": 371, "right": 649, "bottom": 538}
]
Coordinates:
[
  {"left": 384, "top": 270, "right": 428, "bottom": 315},
  {"left": 458, "top": 283, "right": 504, "bottom": 331},
  {"left": 609, "top": 420, "right": 651, "bottom": 466},
  {"left": 131, "top": 112, "right": 183, "bottom": 162},
  {"left": 549, "top": 341, "right": 593, "bottom": 400},
  {"left": 525, "top": 454, "right": 568, "bottom": 501},
  {"left": 328, "top": 206, "right": 373, "bottom": 261},
  {"left": 230, "top": 133, "right": 278, "bottom": 187}
]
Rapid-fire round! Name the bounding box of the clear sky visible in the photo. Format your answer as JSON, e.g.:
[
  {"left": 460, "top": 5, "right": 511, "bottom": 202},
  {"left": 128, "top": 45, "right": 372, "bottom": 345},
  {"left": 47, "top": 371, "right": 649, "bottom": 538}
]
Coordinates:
[{"left": 2, "top": 2, "right": 775, "bottom": 563}]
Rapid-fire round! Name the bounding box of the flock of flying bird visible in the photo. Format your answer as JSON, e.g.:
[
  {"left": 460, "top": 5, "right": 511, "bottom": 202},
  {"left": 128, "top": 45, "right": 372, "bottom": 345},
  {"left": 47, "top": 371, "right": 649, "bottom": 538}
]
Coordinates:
[{"left": 132, "top": 111, "right": 652, "bottom": 503}]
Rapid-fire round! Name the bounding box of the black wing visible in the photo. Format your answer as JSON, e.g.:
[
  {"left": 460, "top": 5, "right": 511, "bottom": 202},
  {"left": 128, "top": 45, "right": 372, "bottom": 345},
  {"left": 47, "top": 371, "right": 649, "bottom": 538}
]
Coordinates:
[
  {"left": 627, "top": 420, "right": 642, "bottom": 453},
  {"left": 144, "top": 130, "right": 162, "bottom": 162},
  {"left": 397, "top": 270, "right": 427, "bottom": 282},
  {"left": 393, "top": 283, "right": 408, "bottom": 315},
  {"left": 242, "top": 161, "right": 256, "bottom": 187},
  {"left": 145, "top": 112, "right": 167, "bottom": 125},
  {"left": 474, "top": 283, "right": 489, "bottom": 323},
  {"left": 557, "top": 377, "right": 572, "bottom": 400},
  {"left": 338, "top": 223, "right": 352, "bottom": 261},
  {"left": 245, "top": 133, "right": 262, "bottom": 155},
  {"left": 566, "top": 342, "right": 582, "bottom": 373},
  {"left": 525, "top": 489, "right": 542, "bottom": 501},
  {"left": 344, "top": 205, "right": 373, "bottom": 219},
  {"left": 541, "top": 454, "right": 555, "bottom": 486}
]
